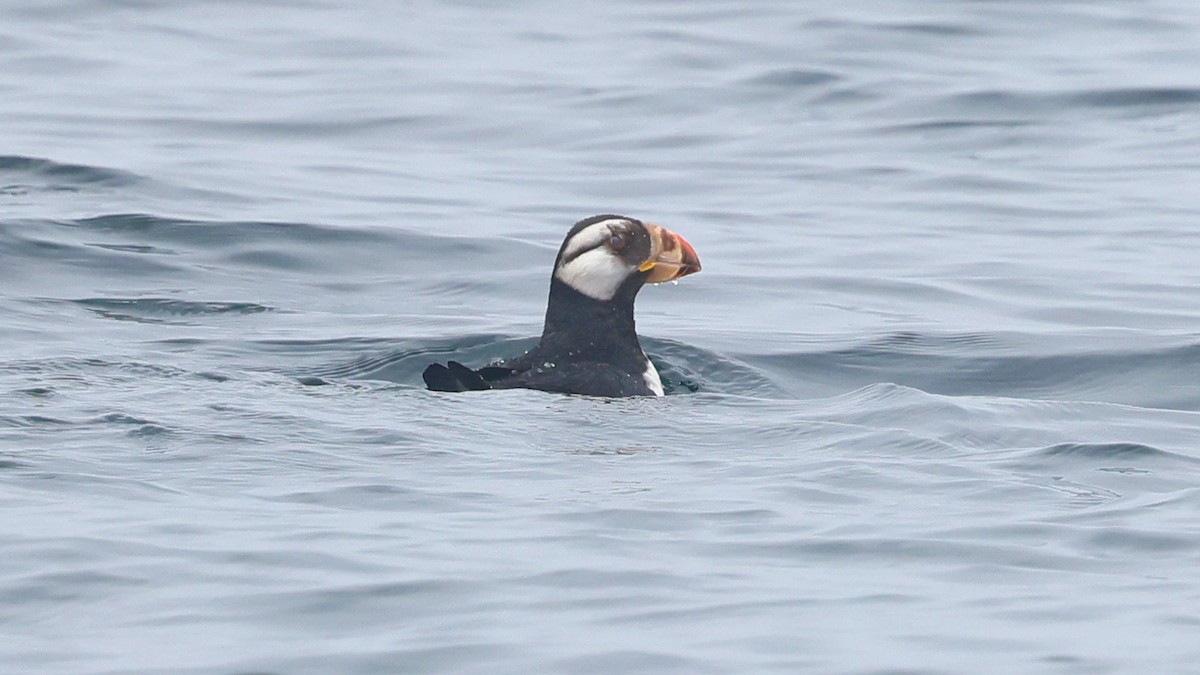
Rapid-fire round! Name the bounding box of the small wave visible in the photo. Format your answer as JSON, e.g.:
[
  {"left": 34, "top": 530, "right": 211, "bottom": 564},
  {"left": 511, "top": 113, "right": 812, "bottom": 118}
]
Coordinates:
[
  {"left": 0, "top": 457, "right": 30, "bottom": 470},
  {"left": 84, "top": 241, "right": 177, "bottom": 255},
  {"left": 742, "top": 67, "right": 841, "bottom": 89},
  {"left": 1071, "top": 87, "right": 1200, "bottom": 109},
  {"left": 0, "top": 356, "right": 193, "bottom": 381},
  {"left": 874, "top": 21, "right": 982, "bottom": 36},
  {"left": 3, "top": 213, "right": 535, "bottom": 294},
  {"left": 1086, "top": 526, "right": 1196, "bottom": 553},
  {"left": 0, "top": 155, "right": 142, "bottom": 194},
  {"left": 91, "top": 413, "right": 155, "bottom": 426},
  {"left": 749, "top": 331, "right": 1200, "bottom": 411},
  {"left": 69, "top": 297, "right": 274, "bottom": 324},
  {"left": 935, "top": 86, "right": 1200, "bottom": 121},
  {"left": 0, "top": 414, "right": 71, "bottom": 428},
  {"left": 12, "top": 387, "right": 54, "bottom": 398},
  {"left": 1038, "top": 442, "right": 1176, "bottom": 461},
  {"left": 850, "top": 331, "right": 1009, "bottom": 355},
  {"left": 1003, "top": 441, "right": 1200, "bottom": 475},
  {"left": 59, "top": 213, "right": 402, "bottom": 251},
  {"left": 875, "top": 119, "right": 1032, "bottom": 135}
]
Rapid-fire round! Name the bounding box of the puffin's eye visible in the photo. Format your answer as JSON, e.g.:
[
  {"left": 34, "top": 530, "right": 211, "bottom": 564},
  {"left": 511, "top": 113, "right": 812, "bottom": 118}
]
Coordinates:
[{"left": 609, "top": 233, "right": 627, "bottom": 250}]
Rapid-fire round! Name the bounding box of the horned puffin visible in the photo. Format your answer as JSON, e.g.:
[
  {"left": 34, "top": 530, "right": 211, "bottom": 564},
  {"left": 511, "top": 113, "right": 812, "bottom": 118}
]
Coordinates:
[{"left": 422, "top": 214, "right": 701, "bottom": 397}]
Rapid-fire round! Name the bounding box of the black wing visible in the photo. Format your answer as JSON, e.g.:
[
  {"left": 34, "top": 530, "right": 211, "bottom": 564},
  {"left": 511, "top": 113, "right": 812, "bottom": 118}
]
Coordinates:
[{"left": 422, "top": 361, "right": 514, "bottom": 392}]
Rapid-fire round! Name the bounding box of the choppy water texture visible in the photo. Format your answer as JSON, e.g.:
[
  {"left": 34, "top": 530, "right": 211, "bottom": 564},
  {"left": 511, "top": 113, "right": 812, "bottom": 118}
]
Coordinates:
[{"left": 3, "top": 1, "right": 1200, "bottom": 673}]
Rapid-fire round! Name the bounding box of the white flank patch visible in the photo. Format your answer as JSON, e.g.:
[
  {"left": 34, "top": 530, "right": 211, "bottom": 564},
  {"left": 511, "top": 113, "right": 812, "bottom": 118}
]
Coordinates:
[
  {"left": 555, "top": 247, "right": 631, "bottom": 301},
  {"left": 642, "top": 358, "right": 664, "bottom": 397}
]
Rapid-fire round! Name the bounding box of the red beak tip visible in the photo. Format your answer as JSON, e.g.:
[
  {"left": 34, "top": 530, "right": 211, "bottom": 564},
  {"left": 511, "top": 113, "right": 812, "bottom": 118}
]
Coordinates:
[{"left": 679, "top": 238, "right": 701, "bottom": 275}]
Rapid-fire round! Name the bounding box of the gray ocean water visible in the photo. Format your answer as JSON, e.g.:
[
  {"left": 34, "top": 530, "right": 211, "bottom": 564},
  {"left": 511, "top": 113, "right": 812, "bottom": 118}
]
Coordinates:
[{"left": 3, "top": 1, "right": 1200, "bottom": 673}]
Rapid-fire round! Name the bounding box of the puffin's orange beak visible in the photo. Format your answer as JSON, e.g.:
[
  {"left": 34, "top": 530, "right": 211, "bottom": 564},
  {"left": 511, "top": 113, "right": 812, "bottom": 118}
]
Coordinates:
[{"left": 640, "top": 223, "right": 702, "bottom": 284}]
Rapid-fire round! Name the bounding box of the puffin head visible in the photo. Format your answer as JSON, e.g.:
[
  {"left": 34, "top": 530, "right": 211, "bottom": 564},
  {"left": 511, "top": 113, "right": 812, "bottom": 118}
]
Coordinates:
[{"left": 552, "top": 215, "right": 701, "bottom": 302}]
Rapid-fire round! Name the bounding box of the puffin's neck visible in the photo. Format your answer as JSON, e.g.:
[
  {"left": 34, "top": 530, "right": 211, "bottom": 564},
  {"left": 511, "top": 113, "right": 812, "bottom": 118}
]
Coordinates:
[{"left": 538, "top": 278, "right": 642, "bottom": 359}]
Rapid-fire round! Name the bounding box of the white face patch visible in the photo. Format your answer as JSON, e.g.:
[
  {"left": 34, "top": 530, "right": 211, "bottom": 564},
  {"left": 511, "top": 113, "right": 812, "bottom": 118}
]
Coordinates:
[
  {"left": 642, "top": 358, "right": 664, "bottom": 397},
  {"left": 555, "top": 247, "right": 633, "bottom": 301}
]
